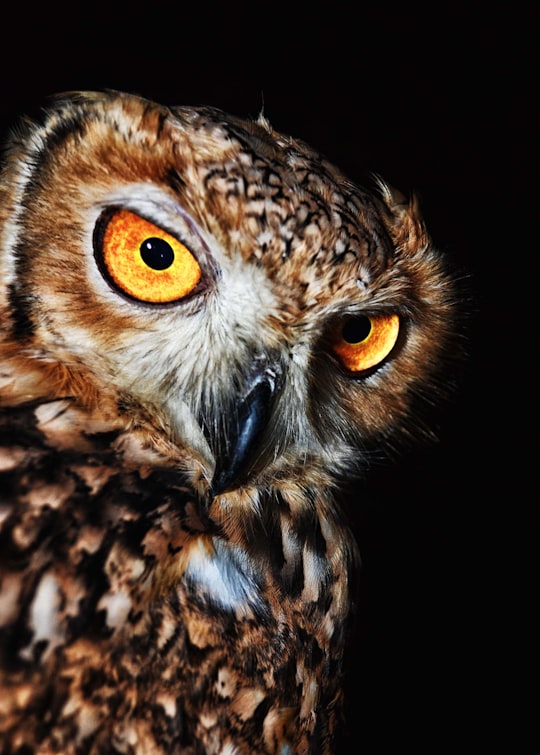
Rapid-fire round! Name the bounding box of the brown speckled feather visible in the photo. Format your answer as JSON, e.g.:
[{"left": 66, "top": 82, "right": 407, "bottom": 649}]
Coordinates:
[{"left": 0, "top": 91, "right": 456, "bottom": 753}]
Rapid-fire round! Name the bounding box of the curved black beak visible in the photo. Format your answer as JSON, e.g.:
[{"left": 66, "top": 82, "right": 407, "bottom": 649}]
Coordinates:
[{"left": 210, "top": 365, "right": 282, "bottom": 495}]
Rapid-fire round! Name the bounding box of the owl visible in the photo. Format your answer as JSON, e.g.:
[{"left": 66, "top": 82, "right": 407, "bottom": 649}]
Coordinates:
[{"left": 0, "top": 91, "right": 456, "bottom": 754}]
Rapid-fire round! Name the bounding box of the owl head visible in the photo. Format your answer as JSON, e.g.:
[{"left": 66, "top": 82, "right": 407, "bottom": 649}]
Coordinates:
[{"left": 0, "top": 90, "right": 456, "bottom": 499}]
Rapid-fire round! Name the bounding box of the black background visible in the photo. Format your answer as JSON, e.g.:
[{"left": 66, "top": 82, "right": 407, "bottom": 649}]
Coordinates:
[{"left": 1, "top": 3, "right": 535, "bottom": 752}]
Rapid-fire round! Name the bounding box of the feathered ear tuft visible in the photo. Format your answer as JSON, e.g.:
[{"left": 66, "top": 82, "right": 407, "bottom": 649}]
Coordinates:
[{"left": 375, "top": 177, "right": 430, "bottom": 256}]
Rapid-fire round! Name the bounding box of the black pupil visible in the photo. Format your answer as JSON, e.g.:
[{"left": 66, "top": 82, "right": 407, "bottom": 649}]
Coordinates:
[
  {"left": 342, "top": 316, "right": 372, "bottom": 343},
  {"left": 140, "top": 238, "right": 174, "bottom": 270}
]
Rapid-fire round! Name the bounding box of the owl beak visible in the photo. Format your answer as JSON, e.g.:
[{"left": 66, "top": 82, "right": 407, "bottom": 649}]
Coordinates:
[{"left": 209, "top": 364, "right": 282, "bottom": 496}]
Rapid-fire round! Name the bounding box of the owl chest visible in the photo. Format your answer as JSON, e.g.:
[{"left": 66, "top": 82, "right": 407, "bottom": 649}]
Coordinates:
[
  {"left": 139, "top": 533, "right": 351, "bottom": 753},
  {"left": 46, "top": 529, "right": 346, "bottom": 754},
  {"left": 0, "top": 407, "right": 353, "bottom": 753}
]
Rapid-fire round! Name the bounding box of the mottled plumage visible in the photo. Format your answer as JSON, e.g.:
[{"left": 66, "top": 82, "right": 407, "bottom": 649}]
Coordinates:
[{"left": 0, "top": 91, "right": 456, "bottom": 753}]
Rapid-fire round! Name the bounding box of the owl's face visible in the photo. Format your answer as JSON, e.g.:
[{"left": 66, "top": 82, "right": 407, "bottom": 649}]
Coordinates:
[{"left": 0, "top": 91, "right": 454, "bottom": 494}]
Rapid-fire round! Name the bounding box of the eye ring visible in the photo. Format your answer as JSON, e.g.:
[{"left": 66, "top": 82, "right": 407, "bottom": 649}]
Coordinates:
[
  {"left": 94, "top": 208, "right": 202, "bottom": 304},
  {"left": 330, "top": 313, "right": 400, "bottom": 373}
]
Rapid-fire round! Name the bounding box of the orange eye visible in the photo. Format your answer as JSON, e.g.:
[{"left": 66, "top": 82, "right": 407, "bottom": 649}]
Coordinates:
[
  {"left": 330, "top": 313, "right": 400, "bottom": 373},
  {"left": 95, "top": 209, "right": 202, "bottom": 303}
]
